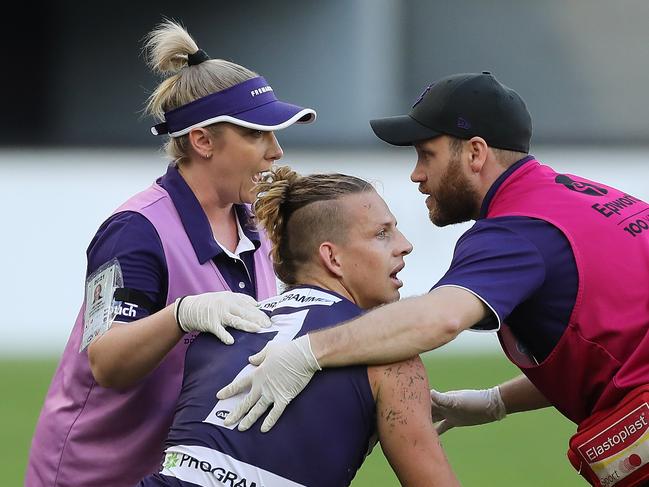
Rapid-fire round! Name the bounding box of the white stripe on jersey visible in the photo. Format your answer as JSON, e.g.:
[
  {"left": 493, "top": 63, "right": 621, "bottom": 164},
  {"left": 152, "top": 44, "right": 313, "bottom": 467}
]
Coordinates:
[
  {"left": 258, "top": 287, "right": 341, "bottom": 312},
  {"left": 160, "top": 444, "right": 305, "bottom": 487}
]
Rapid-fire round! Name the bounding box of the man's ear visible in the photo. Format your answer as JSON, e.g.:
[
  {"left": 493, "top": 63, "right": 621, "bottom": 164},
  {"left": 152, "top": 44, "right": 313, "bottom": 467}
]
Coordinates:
[
  {"left": 467, "top": 136, "right": 489, "bottom": 174},
  {"left": 318, "top": 242, "right": 344, "bottom": 278}
]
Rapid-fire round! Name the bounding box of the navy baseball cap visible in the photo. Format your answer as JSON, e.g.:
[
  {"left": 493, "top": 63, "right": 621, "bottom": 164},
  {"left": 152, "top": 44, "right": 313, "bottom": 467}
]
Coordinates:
[
  {"left": 151, "top": 76, "right": 316, "bottom": 137},
  {"left": 370, "top": 72, "right": 532, "bottom": 152}
]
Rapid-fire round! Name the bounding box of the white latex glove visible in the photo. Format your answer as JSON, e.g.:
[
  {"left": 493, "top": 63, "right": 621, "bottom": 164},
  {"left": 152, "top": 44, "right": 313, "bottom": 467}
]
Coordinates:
[
  {"left": 430, "top": 386, "right": 506, "bottom": 435},
  {"left": 216, "top": 335, "right": 321, "bottom": 432},
  {"left": 174, "top": 291, "right": 271, "bottom": 345}
]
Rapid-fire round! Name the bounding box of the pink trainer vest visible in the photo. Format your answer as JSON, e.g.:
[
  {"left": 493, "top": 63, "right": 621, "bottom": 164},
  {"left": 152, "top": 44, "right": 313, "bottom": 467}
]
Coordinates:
[
  {"left": 26, "top": 183, "right": 277, "bottom": 486},
  {"left": 490, "top": 160, "right": 649, "bottom": 423}
]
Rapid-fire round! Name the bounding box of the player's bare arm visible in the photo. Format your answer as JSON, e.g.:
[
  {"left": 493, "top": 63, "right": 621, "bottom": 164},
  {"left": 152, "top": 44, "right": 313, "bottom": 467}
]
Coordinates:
[{"left": 370, "top": 357, "right": 461, "bottom": 486}]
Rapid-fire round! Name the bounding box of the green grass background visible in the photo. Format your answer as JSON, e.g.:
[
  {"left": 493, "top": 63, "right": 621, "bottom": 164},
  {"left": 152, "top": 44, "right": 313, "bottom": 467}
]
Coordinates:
[{"left": 2, "top": 353, "right": 582, "bottom": 486}]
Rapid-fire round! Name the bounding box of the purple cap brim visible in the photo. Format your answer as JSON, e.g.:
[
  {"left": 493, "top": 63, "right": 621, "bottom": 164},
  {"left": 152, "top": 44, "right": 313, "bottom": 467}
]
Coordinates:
[{"left": 151, "top": 76, "right": 316, "bottom": 137}]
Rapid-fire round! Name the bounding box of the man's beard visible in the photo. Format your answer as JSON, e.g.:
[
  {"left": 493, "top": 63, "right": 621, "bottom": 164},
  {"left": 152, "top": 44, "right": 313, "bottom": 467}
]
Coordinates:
[{"left": 428, "top": 155, "right": 480, "bottom": 227}]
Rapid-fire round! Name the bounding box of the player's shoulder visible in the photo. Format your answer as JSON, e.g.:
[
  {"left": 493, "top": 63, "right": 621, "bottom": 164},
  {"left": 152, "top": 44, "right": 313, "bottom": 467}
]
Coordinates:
[{"left": 368, "top": 355, "right": 426, "bottom": 392}]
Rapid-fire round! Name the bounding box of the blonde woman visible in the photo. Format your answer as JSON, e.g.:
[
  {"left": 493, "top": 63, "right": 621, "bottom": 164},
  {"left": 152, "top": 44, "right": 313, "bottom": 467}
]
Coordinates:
[{"left": 26, "top": 21, "right": 314, "bottom": 486}]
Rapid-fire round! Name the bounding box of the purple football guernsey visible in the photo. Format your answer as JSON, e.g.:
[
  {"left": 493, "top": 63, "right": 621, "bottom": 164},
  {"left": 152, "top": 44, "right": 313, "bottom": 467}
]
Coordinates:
[
  {"left": 26, "top": 171, "right": 277, "bottom": 486},
  {"left": 139, "top": 286, "right": 376, "bottom": 487}
]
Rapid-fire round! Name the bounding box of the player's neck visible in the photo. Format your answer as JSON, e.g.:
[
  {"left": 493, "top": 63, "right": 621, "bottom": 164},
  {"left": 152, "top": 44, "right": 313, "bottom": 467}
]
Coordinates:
[{"left": 293, "top": 273, "right": 357, "bottom": 306}]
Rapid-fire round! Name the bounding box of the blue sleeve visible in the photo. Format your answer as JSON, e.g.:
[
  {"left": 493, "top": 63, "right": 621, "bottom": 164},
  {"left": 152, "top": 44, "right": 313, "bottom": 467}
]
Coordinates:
[
  {"left": 86, "top": 211, "right": 167, "bottom": 322},
  {"left": 433, "top": 221, "right": 546, "bottom": 329}
]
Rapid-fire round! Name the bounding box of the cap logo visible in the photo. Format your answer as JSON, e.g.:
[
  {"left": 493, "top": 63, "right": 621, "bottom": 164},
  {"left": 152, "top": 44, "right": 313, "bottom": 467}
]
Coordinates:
[
  {"left": 457, "top": 117, "right": 471, "bottom": 130},
  {"left": 412, "top": 84, "right": 433, "bottom": 108}
]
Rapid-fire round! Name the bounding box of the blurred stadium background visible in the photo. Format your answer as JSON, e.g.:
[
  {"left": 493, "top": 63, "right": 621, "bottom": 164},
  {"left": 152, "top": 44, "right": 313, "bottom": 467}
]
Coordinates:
[{"left": 3, "top": 1, "right": 648, "bottom": 485}]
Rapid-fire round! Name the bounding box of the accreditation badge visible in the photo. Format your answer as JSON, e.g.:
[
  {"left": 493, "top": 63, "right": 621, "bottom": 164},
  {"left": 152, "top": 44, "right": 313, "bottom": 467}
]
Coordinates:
[{"left": 80, "top": 258, "right": 124, "bottom": 352}]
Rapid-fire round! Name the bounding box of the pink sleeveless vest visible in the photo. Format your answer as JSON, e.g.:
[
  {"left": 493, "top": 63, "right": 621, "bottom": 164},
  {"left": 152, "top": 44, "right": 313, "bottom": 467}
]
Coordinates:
[
  {"left": 489, "top": 159, "right": 649, "bottom": 423},
  {"left": 26, "top": 183, "right": 277, "bottom": 486}
]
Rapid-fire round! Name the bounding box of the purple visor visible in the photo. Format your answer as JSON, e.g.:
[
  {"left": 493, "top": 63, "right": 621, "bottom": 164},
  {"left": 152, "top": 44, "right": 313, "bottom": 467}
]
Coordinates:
[{"left": 151, "top": 76, "right": 316, "bottom": 137}]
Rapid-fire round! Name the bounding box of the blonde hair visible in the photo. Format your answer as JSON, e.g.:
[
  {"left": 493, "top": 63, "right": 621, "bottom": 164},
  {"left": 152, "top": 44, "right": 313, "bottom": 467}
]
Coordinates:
[
  {"left": 254, "top": 166, "right": 374, "bottom": 285},
  {"left": 143, "top": 20, "right": 257, "bottom": 162}
]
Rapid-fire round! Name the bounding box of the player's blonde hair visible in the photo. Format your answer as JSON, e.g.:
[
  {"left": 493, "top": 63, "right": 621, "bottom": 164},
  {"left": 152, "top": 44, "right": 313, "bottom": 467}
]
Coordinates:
[
  {"left": 254, "top": 166, "right": 374, "bottom": 285},
  {"left": 143, "top": 20, "right": 257, "bottom": 162}
]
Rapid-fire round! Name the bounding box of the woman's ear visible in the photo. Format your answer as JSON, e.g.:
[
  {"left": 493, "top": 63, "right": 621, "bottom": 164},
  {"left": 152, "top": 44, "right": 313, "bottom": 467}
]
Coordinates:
[{"left": 187, "top": 128, "right": 214, "bottom": 159}]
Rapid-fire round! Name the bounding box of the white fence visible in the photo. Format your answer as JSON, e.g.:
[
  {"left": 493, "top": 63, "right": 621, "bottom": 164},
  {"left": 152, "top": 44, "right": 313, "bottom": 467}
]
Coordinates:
[{"left": 1, "top": 147, "right": 647, "bottom": 356}]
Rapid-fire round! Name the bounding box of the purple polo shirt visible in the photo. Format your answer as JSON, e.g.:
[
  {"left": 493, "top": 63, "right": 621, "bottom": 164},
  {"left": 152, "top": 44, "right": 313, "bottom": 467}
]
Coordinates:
[
  {"left": 86, "top": 164, "right": 260, "bottom": 322},
  {"left": 433, "top": 156, "right": 578, "bottom": 362}
]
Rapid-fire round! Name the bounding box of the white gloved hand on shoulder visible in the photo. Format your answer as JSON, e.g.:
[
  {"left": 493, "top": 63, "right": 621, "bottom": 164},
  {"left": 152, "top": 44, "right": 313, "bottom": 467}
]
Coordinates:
[
  {"left": 174, "top": 291, "right": 271, "bottom": 345},
  {"left": 217, "top": 335, "right": 321, "bottom": 432}
]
